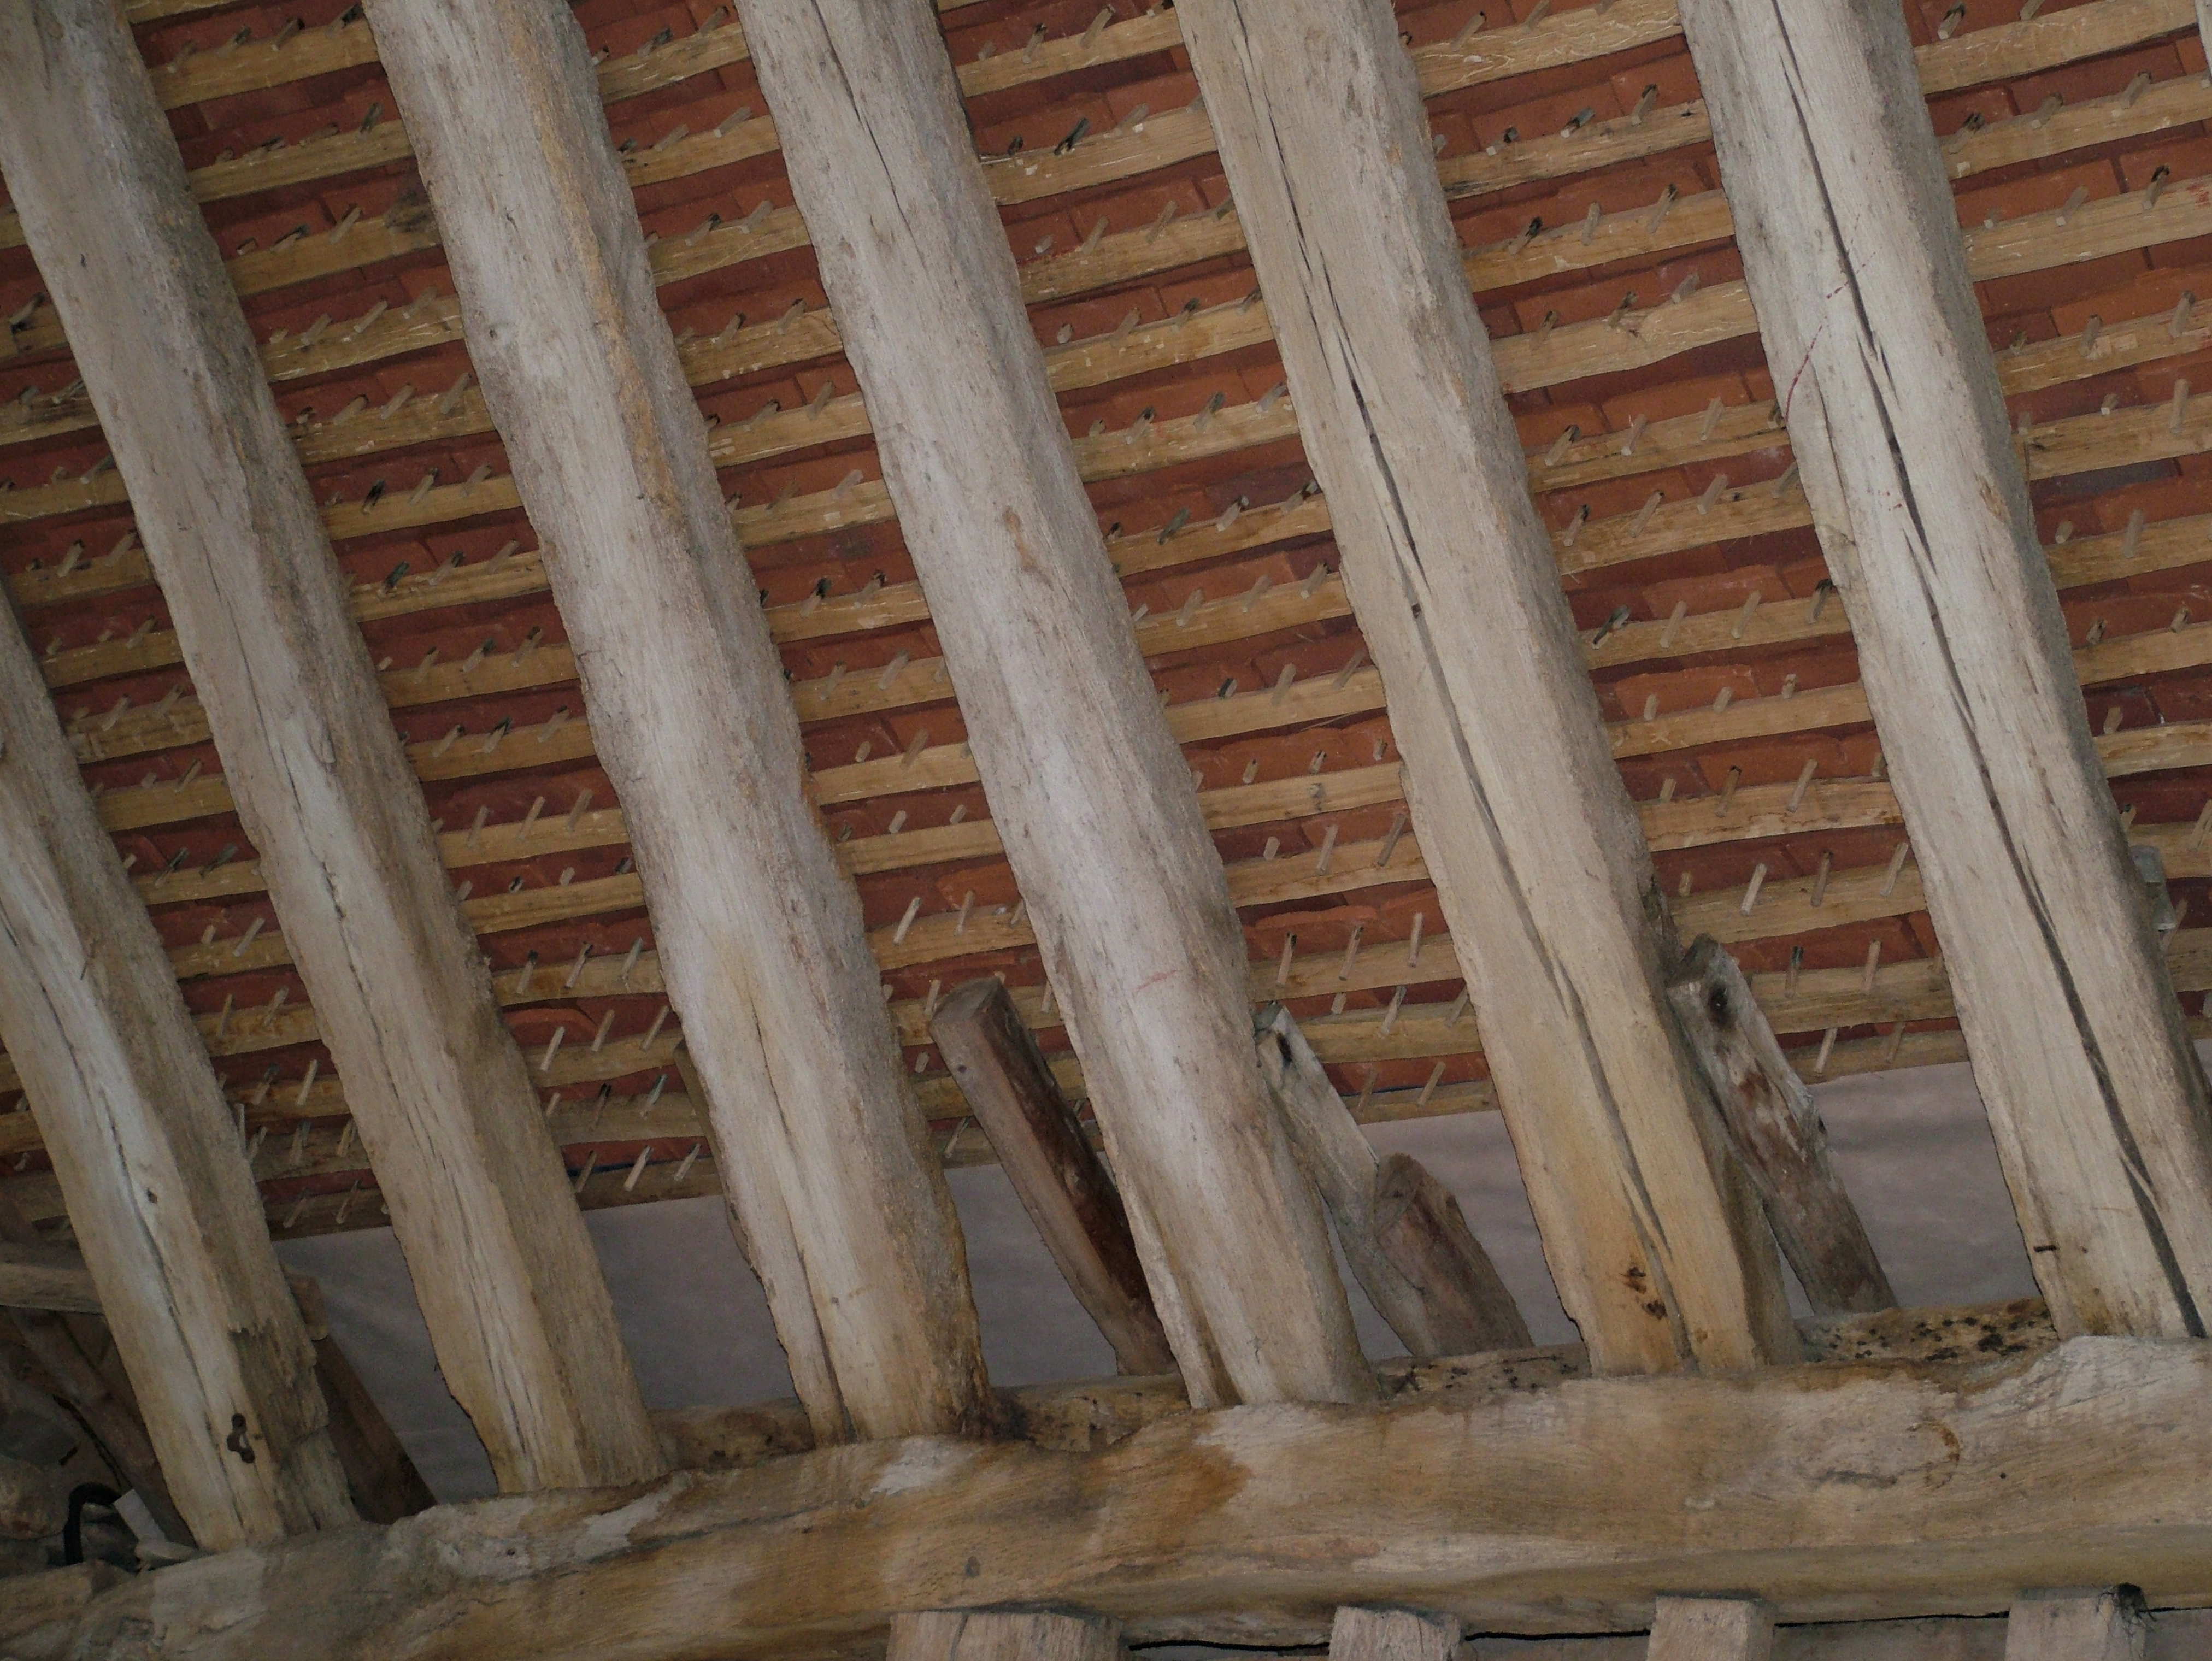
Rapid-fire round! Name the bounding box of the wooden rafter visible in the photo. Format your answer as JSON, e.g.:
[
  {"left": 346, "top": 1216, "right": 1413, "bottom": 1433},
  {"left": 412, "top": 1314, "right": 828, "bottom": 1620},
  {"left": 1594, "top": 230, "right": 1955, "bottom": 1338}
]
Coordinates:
[
  {"left": 732, "top": 0, "right": 1369, "bottom": 1406},
  {"left": 0, "top": 597, "right": 351, "bottom": 1548},
  {"left": 0, "top": 0, "right": 661, "bottom": 1491},
  {"left": 1682, "top": 0, "right": 2212, "bottom": 1339},
  {"left": 362, "top": 0, "right": 991, "bottom": 1445},
  {"left": 1175, "top": 0, "right": 1793, "bottom": 1372}
]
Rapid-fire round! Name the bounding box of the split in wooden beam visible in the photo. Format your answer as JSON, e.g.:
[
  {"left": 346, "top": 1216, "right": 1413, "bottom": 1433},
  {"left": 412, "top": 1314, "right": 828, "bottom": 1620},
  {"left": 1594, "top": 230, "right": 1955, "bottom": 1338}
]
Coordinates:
[
  {"left": 1667, "top": 939, "right": 1895, "bottom": 1317},
  {"left": 0, "top": 0, "right": 661, "bottom": 1492},
  {"left": 1175, "top": 0, "right": 1793, "bottom": 1374},
  {"left": 0, "top": 594, "right": 350, "bottom": 1545},
  {"left": 1254, "top": 1006, "right": 1528, "bottom": 1357},
  {"left": 1684, "top": 0, "right": 2212, "bottom": 1340},
  {"left": 736, "top": 0, "right": 1368, "bottom": 1407},
  {"left": 33, "top": 1335, "right": 2212, "bottom": 1659},
  {"left": 931, "top": 980, "right": 1173, "bottom": 1377},
  {"left": 366, "top": 0, "right": 991, "bottom": 1444}
]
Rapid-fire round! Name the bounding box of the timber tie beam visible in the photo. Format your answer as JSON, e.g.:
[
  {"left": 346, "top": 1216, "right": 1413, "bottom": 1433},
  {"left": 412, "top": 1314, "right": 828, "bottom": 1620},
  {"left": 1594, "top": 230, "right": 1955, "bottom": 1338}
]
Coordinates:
[
  {"left": 0, "top": 0, "right": 660, "bottom": 1492},
  {"left": 734, "top": 0, "right": 1369, "bottom": 1406},
  {"left": 364, "top": 0, "right": 991, "bottom": 1443},
  {"left": 1681, "top": 0, "right": 2212, "bottom": 1338}
]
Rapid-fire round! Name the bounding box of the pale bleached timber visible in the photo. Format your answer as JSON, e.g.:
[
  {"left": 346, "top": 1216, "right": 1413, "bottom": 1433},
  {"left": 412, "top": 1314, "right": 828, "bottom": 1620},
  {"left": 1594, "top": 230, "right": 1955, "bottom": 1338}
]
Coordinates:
[
  {"left": 889, "top": 1609, "right": 1122, "bottom": 1661},
  {"left": 1331, "top": 1606, "right": 1460, "bottom": 1661},
  {"left": 2005, "top": 1589, "right": 2148, "bottom": 1660},
  {"left": 1667, "top": 941, "right": 1893, "bottom": 1316},
  {"left": 365, "top": 0, "right": 990, "bottom": 1443},
  {"left": 1681, "top": 0, "right": 2212, "bottom": 1339},
  {"left": 0, "top": 599, "right": 350, "bottom": 1546},
  {"left": 0, "top": 0, "right": 659, "bottom": 1491},
  {"left": 1255, "top": 1007, "right": 1528, "bottom": 1356},
  {"left": 931, "top": 980, "right": 1174, "bottom": 1376},
  {"left": 1649, "top": 1599, "right": 1775, "bottom": 1661},
  {"left": 733, "top": 0, "right": 1369, "bottom": 1406},
  {"left": 37, "top": 1338, "right": 2212, "bottom": 1660},
  {"left": 1175, "top": 0, "right": 1793, "bottom": 1372}
]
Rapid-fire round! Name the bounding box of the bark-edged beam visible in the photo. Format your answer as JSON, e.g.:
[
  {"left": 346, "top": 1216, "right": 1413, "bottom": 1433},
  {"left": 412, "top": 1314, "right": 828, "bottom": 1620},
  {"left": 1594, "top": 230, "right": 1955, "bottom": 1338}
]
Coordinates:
[
  {"left": 890, "top": 1609, "right": 1122, "bottom": 1661},
  {"left": 38, "top": 1336, "right": 2212, "bottom": 1660},
  {"left": 1681, "top": 0, "right": 2212, "bottom": 1339},
  {"left": 0, "top": 0, "right": 661, "bottom": 1492},
  {"left": 734, "top": 0, "right": 1368, "bottom": 1407},
  {"left": 2005, "top": 1589, "right": 2149, "bottom": 1660},
  {"left": 1255, "top": 1007, "right": 1528, "bottom": 1356},
  {"left": 366, "top": 0, "right": 990, "bottom": 1443},
  {"left": 1174, "top": 0, "right": 1793, "bottom": 1373},
  {"left": 931, "top": 980, "right": 1174, "bottom": 1376},
  {"left": 1667, "top": 940, "right": 1894, "bottom": 1316},
  {"left": 1649, "top": 1599, "right": 1776, "bottom": 1661},
  {"left": 0, "top": 594, "right": 351, "bottom": 1547}
]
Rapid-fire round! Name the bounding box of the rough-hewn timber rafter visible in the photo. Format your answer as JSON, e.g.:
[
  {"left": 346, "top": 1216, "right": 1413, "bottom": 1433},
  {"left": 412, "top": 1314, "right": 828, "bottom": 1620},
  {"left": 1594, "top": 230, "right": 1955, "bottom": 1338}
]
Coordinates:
[
  {"left": 1681, "top": 0, "right": 2212, "bottom": 1339},
  {"left": 0, "top": 0, "right": 661, "bottom": 1492},
  {"left": 1173, "top": 0, "right": 1793, "bottom": 1372},
  {"left": 731, "top": 0, "right": 1369, "bottom": 1406},
  {"left": 363, "top": 0, "right": 991, "bottom": 1444},
  {"left": 0, "top": 599, "right": 352, "bottom": 1550}
]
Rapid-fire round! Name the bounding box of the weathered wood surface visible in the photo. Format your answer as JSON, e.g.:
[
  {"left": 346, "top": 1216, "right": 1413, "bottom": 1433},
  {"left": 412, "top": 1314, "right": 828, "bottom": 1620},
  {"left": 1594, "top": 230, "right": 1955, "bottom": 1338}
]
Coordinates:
[
  {"left": 931, "top": 980, "right": 1173, "bottom": 1376},
  {"left": 1178, "top": 0, "right": 1794, "bottom": 1375},
  {"left": 1478, "top": 1611, "right": 2212, "bottom": 1659},
  {"left": 0, "top": 1244, "right": 98, "bottom": 1318},
  {"left": 736, "top": 0, "right": 1367, "bottom": 1408},
  {"left": 1667, "top": 940, "right": 1894, "bottom": 1316},
  {"left": 366, "top": 0, "right": 989, "bottom": 1443},
  {"left": 287, "top": 1279, "right": 433, "bottom": 1526},
  {"left": 0, "top": 0, "right": 660, "bottom": 1494},
  {"left": 0, "top": 1563, "right": 121, "bottom": 1650},
  {"left": 36, "top": 1338, "right": 2212, "bottom": 1659},
  {"left": 890, "top": 1609, "right": 1122, "bottom": 1661},
  {"left": 1682, "top": 0, "right": 2212, "bottom": 1340},
  {"left": 2006, "top": 1589, "right": 2149, "bottom": 1659},
  {"left": 0, "top": 594, "right": 349, "bottom": 1544},
  {"left": 1648, "top": 1598, "right": 1775, "bottom": 1661},
  {"left": 1331, "top": 1606, "right": 1458, "bottom": 1661},
  {"left": 1254, "top": 1007, "right": 1528, "bottom": 1356}
]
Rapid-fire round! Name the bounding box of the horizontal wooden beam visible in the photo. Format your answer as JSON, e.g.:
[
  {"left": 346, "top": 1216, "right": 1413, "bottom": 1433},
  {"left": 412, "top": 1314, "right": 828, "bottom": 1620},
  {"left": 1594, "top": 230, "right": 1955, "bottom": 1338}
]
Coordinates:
[{"left": 38, "top": 1335, "right": 2212, "bottom": 1658}]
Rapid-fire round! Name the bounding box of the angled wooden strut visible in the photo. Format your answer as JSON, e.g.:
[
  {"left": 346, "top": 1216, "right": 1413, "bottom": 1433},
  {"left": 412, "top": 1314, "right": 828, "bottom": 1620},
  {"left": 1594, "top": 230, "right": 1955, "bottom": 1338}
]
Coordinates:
[
  {"left": 0, "top": 0, "right": 661, "bottom": 1491},
  {"left": 1175, "top": 0, "right": 1794, "bottom": 1371},
  {"left": 364, "top": 0, "right": 990, "bottom": 1440},
  {"left": 931, "top": 980, "right": 1174, "bottom": 1376},
  {"left": 733, "top": 0, "right": 1370, "bottom": 1406},
  {"left": 0, "top": 599, "right": 353, "bottom": 1550},
  {"left": 1682, "top": 0, "right": 2212, "bottom": 1338}
]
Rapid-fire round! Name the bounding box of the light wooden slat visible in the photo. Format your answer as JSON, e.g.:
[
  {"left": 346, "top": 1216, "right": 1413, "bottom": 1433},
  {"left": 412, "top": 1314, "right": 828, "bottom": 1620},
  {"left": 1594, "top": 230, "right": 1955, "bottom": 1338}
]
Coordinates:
[
  {"left": 2005, "top": 1589, "right": 2149, "bottom": 1659},
  {"left": 366, "top": 0, "right": 991, "bottom": 1444},
  {"left": 0, "top": 0, "right": 662, "bottom": 1494},
  {"left": 0, "top": 597, "right": 350, "bottom": 1547},
  {"left": 1685, "top": 0, "right": 2212, "bottom": 1341},
  {"left": 737, "top": 0, "right": 1370, "bottom": 1410},
  {"left": 889, "top": 1609, "right": 1122, "bottom": 1661},
  {"left": 1329, "top": 1606, "right": 1457, "bottom": 1661},
  {"left": 1179, "top": 0, "right": 1793, "bottom": 1373},
  {"left": 1648, "top": 1598, "right": 1775, "bottom": 1661}
]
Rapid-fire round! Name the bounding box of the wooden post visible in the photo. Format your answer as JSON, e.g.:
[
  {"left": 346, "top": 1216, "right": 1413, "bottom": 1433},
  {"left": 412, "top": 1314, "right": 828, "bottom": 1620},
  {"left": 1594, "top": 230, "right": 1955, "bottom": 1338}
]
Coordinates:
[
  {"left": 0, "top": 0, "right": 662, "bottom": 1491},
  {"left": 0, "top": 598, "right": 352, "bottom": 1548},
  {"left": 1175, "top": 0, "right": 1795, "bottom": 1373},
  {"left": 931, "top": 981, "right": 1175, "bottom": 1376},
  {"left": 889, "top": 1610, "right": 1122, "bottom": 1661},
  {"left": 734, "top": 0, "right": 1370, "bottom": 1407},
  {"left": 1255, "top": 1008, "right": 1529, "bottom": 1356},
  {"left": 1681, "top": 0, "right": 2212, "bottom": 1339},
  {"left": 2005, "top": 1589, "right": 2148, "bottom": 1660},
  {"left": 366, "top": 0, "right": 992, "bottom": 1443},
  {"left": 1329, "top": 1606, "right": 1459, "bottom": 1661},
  {"left": 1667, "top": 939, "right": 1894, "bottom": 1315},
  {"left": 1648, "top": 1597, "right": 1775, "bottom": 1661}
]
